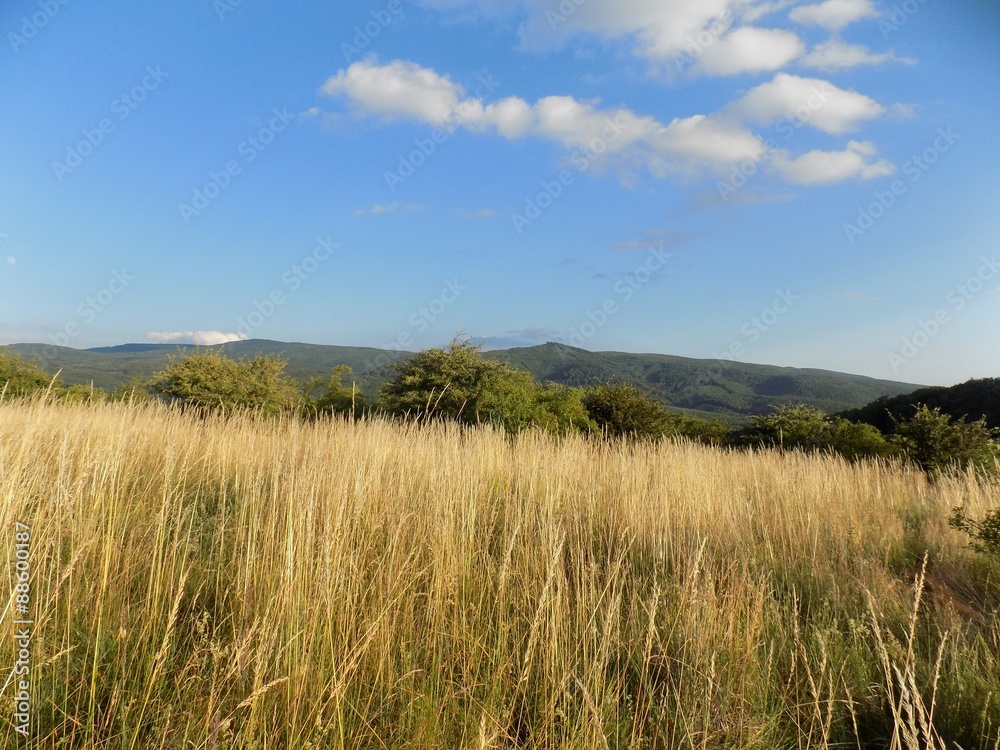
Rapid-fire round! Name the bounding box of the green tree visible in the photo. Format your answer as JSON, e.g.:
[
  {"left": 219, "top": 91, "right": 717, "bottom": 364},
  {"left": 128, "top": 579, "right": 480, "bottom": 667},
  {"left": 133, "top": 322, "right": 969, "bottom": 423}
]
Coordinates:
[
  {"left": 892, "top": 404, "right": 997, "bottom": 474},
  {"left": 378, "top": 338, "right": 591, "bottom": 433},
  {"left": 829, "top": 418, "right": 898, "bottom": 461},
  {"left": 737, "top": 405, "right": 896, "bottom": 461},
  {"left": 378, "top": 338, "right": 512, "bottom": 423},
  {"left": 148, "top": 349, "right": 299, "bottom": 416},
  {"left": 667, "top": 413, "right": 732, "bottom": 446},
  {"left": 108, "top": 376, "right": 154, "bottom": 404},
  {"left": 0, "top": 352, "right": 58, "bottom": 398},
  {"left": 531, "top": 383, "right": 595, "bottom": 435},
  {"left": 737, "top": 404, "right": 832, "bottom": 451},
  {"left": 306, "top": 365, "right": 366, "bottom": 418},
  {"left": 581, "top": 382, "right": 674, "bottom": 439}
]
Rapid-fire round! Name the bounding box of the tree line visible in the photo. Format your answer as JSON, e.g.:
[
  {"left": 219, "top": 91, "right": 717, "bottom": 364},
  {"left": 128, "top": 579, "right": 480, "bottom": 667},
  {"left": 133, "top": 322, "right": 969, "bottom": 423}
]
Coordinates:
[{"left": 2, "top": 339, "right": 998, "bottom": 477}]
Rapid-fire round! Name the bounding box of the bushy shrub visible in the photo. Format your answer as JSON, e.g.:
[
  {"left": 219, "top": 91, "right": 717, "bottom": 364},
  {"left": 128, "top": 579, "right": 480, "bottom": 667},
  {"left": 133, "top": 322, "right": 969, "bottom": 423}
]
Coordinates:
[
  {"left": 378, "top": 338, "right": 593, "bottom": 434},
  {"left": 148, "top": 349, "right": 299, "bottom": 416},
  {"left": 529, "top": 383, "right": 595, "bottom": 435},
  {"left": 581, "top": 382, "right": 674, "bottom": 439},
  {"left": 892, "top": 404, "right": 997, "bottom": 474},
  {"left": 0, "top": 352, "right": 57, "bottom": 398},
  {"left": 829, "top": 418, "right": 899, "bottom": 461},
  {"left": 107, "top": 376, "right": 154, "bottom": 404},
  {"left": 737, "top": 404, "right": 832, "bottom": 451},
  {"left": 305, "top": 365, "right": 366, "bottom": 419},
  {"left": 737, "top": 404, "right": 896, "bottom": 461},
  {"left": 950, "top": 507, "right": 1000, "bottom": 558},
  {"left": 667, "top": 413, "right": 732, "bottom": 446},
  {"left": 379, "top": 338, "right": 516, "bottom": 423}
]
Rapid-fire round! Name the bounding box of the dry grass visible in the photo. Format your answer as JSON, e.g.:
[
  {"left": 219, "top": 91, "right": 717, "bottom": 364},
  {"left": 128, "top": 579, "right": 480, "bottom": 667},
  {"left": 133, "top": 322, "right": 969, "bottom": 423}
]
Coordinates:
[{"left": 1, "top": 398, "right": 998, "bottom": 749}]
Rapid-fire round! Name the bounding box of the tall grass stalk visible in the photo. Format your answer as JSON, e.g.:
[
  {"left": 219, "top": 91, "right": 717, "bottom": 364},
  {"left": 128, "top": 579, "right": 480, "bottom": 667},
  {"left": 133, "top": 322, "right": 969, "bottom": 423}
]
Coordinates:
[{"left": 0, "top": 399, "right": 997, "bottom": 748}]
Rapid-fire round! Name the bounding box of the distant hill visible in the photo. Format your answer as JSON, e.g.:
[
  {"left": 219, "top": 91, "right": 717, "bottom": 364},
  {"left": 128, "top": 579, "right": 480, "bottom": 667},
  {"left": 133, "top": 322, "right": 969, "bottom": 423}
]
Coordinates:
[
  {"left": 2, "top": 340, "right": 410, "bottom": 400},
  {"left": 3, "top": 340, "right": 923, "bottom": 424},
  {"left": 839, "top": 378, "right": 1000, "bottom": 433},
  {"left": 486, "top": 343, "right": 922, "bottom": 423}
]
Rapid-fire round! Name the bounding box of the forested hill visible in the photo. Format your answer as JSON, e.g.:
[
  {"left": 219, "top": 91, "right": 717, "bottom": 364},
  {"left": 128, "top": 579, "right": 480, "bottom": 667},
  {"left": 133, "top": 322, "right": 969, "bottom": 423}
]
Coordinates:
[
  {"left": 3, "top": 340, "right": 922, "bottom": 423},
  {"left": 839, "top": 378, "right": 1000, "bottom": 433},
  {"left": 487, "top": 343, "right": 921, "bottom": 422}
]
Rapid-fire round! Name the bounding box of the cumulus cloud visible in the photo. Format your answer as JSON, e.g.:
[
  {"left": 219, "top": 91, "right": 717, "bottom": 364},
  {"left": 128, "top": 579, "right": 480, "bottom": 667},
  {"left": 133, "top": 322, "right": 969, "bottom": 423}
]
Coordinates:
[
  {"left": 423, "top": 0, "right": 808, "bottom": 77},
  {"left": 690, "top": 26, "right": 805, "bottom": 76},
  {"left": 727, "top": 73, "right": 884, "bottom": 135},
  {"left": 421, "top": 0, "right": 900, "bottom": 79},
  {"left": 771, "top": 141, "right": 895, "bottom": 184},
  {"left": 800, "top": 40, "right": 914, "bottom": 70},
  {"left": 320, "top": 59, "right": 464, "bottom": 125},
  {"left": 146, "top": 331, "right": 248, "bottom": 346},
  {"left": 321, "top": 60, "right": 662, "bottom": 168},
  {"left": 788, "top": 0, "right": 879, "bottom": 31},
  {"left": 322, "top": 59, "right": 895, "bottom": 187}
]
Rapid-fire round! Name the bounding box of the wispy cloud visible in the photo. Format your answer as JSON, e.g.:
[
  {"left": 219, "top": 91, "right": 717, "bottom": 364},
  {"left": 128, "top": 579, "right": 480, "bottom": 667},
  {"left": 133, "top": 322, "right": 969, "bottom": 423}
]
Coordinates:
[
  {"left": 354, "top": 201, "right": 424, "bottom": 216},
  {"left": 838, "top": 291, "right": 879, "bottom": 301},
  {"left": 800, "top": 40, "right": 914, "bottom": 71},
  {"left": 146, "top": 331, "right": 248, "bottom": 345},
  {"left": 476, "top": 327, "right": 562, "bottom": 349},
  {"left": 459, "top": 208, "right": 496, "bottom": 219},
  {"left": 612, "top": 229, "right": 699, "bottom": 251},
  {"left": 788, "top": 0, "right": 879, "bottom": 32}
]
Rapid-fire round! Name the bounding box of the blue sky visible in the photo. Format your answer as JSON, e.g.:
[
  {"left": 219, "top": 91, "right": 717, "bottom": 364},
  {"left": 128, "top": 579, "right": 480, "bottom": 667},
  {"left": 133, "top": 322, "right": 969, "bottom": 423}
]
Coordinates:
[{"left": 1, "top": 0, "right": 998, "bottom": 386}]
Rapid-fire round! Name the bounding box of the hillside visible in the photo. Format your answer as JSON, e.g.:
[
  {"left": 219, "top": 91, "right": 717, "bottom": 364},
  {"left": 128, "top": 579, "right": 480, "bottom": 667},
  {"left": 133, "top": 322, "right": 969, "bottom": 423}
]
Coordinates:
[
  {"left": 3, "top": 340, "right": 410, "bottom": 400},
  {"left": 488, "top": 343, "right": 921, "bottom": 422},
  {"left": 3, "top": 340, "right": 921, "bottom": 422},
  {"left": 839, "top": 377, "right": 1000, "bottom": 432}
]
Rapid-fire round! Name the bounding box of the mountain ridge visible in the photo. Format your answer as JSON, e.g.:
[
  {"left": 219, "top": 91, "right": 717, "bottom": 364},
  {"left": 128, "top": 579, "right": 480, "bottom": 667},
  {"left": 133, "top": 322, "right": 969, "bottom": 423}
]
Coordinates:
[{"left": 3, "top": 339, "right": 925, "bottom": 424}]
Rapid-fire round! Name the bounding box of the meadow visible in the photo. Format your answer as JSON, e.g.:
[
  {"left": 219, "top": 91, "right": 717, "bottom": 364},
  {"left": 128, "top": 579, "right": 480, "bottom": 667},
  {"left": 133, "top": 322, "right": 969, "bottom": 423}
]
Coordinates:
[{"left": 1, "top": 398, "right": 998, "bottom": 749}]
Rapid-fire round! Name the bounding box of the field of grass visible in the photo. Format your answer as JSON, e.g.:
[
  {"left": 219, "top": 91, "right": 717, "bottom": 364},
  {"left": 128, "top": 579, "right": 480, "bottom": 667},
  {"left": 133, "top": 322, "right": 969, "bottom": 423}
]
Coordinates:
[{"left": 1, "top": 399, "right": 999, "bottom": 749}]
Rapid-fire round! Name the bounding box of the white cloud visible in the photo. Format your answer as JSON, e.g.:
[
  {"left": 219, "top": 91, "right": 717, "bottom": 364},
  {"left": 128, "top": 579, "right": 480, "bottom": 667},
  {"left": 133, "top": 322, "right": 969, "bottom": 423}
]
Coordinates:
[
  {"left": 322, "top": 61, "right": 662, "bottom": 165},
  {"left": 800, "top": 40, "right": 914, "bottom": 70},
  {"left": 353, "top": 202, "right": 424, "bottom": 216},
  {"left": 728, "top": 73, "right": 885, "bottom": 135},
  {"left": 741, "top": 0, "right": 799, "bottom": 24},
  {"left": 420, "top": 0, "right": 907, "bottom": 80},
  {"left": 654, "top": 115, "right": 768, "bottom": 175},
  {"left": 5, "top": 257, "right": 15, "bottom": 266},
  {"left": 460, "top": 208, "right": 496, "bottom": 219},
  {"left": 146, "top": 331, "right": 248, "bottom": 346},
  {"left": 323, "top": 59, "right": 895, "bottom": 186},
  {"left": 691, "top": 26, "right": 805, "bottom": 76},
  {"left": 839, "top": 291, "right": 879, "bottom": 301},
  {"left": 788, "top": 0, "right": 879, "bottom": 31},
  {"left": 612, "top": 229, "right": 696, "bottom": 251},
  {"left": 772, "top": 140, "right": 895, "bottom": 184},
  {"left": 476, "top": 97, "right": 537, "bottom": 138},
  {"left": 320, "top": 58, "right": 465, "bottom": 125},
  {"left": 424, "top": 0, "right": 807, "bottom": 77}
]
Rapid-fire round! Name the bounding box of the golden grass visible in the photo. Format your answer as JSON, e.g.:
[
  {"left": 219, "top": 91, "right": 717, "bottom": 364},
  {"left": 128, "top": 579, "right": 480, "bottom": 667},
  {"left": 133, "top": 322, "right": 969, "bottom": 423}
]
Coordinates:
[{"left": 1, "top": 398, "right": 998, "bottom": 748}]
